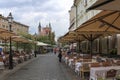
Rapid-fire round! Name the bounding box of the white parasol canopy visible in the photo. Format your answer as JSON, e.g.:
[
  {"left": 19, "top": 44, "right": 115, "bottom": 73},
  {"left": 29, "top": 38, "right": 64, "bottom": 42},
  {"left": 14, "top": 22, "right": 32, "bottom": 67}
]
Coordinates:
[{"left": 37, "top": 41, "right": 49, "bottom": 46}]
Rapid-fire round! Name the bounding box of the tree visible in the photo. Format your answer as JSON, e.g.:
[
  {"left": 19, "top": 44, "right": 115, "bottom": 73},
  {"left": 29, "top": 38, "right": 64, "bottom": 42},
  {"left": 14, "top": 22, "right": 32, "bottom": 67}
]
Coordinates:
[
  {"left": 13, "top": 33, "right": 34, "bottom": 51},
  {"left": 37, "top": 35, "right": 55, "bottom": 45}
]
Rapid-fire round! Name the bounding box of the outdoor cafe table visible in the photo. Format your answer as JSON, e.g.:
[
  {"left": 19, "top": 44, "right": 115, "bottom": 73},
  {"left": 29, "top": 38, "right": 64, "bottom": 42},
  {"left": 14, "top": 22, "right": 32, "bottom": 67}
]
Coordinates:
[
  {"left": 75, "top": 60, "right": 97, "bottom": 73},
  {"left": 90, "top": 66, "right": 120, "bottom": 80}
]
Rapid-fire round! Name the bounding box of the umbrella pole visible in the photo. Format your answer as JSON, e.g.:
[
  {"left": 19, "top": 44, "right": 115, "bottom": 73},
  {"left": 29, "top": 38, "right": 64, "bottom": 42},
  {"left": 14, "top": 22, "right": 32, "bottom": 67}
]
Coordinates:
[
  {"left": 107, "top": 36, "right": 109, "bottom": 53},
  {"left": 78, "top": 41, "right": 81, "bottom": 53},
  {"left": 16, "top": 42, "right": 18, "bottom": 51},
  {"left": 4, "top": 39, "right": 7, "bottom": 52},
  {"left": 90, "top": 34, "right": 93, "bottom": 57},
  {"left": 99, "top": 38, "right": 102, "bottom": 54},
  {"left": 90, "top": 40, "right": 93, "bottom": 57},
  {"left": 77, "top": 40, "right": 81, "bottom": 53},
  {"left": 24, "top": 43, "right": 26, "bottom": 51}
]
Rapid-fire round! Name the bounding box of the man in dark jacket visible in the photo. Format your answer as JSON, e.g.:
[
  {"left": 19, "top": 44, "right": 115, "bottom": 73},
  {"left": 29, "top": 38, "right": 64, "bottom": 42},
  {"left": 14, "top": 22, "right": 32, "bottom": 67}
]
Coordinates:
[{"left": 58, "top": 49, "right": 62, "bottom": 62}]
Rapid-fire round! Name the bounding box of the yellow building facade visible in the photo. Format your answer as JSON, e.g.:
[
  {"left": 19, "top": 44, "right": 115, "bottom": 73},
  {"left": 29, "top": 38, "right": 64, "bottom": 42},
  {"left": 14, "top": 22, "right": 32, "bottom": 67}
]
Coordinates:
[{"left": 0, "top": 14, "right": 29, "bottom": 34}]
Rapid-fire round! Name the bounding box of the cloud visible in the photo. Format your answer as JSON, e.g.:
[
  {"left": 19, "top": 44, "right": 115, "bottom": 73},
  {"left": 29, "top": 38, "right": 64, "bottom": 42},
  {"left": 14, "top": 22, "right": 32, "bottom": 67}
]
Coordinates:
[{"left": 0, "top": 0, "right": 73, "bottom": 40}]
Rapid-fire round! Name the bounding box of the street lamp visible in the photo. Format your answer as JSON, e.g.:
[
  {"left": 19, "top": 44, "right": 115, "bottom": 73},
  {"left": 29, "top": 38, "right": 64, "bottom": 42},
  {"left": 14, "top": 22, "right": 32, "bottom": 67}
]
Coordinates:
[
  {"left": 34, "top": 33, "right": 37, "bottom": 57},
  {"left": 7, "top": 12, "right": 13, "bottom": 69}
]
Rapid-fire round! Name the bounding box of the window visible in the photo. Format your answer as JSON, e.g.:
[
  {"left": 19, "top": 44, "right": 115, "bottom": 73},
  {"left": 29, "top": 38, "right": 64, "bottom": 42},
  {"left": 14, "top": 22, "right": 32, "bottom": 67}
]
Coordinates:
[
  {"left": 2, "top": 19, "right": 4, "bottom": 22},
  {"left": 6, "top": 26, "right": 8, "bottom": 29},
  {"left": 83, "top": 0, "right": 87, "bottom": 7},
  {"left": 17, "top": 29, "right": 19, "bottom": 31},
  {"left": 2, "top": 25, "right": 5, "bottom": 28}
]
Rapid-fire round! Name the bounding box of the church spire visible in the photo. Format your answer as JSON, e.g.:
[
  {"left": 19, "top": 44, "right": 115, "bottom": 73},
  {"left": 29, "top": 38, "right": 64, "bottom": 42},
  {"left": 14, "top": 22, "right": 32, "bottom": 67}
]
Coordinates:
[
  {"left": 38, "top": 22, "right": 41, "bottom": 34},
  {"left": 49, "top": 22, "right": 51, "bottom": 29}
]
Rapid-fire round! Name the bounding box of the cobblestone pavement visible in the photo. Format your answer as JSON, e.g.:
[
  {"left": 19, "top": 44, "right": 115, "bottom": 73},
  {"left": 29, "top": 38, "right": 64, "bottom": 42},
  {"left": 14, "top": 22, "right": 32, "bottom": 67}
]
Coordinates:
[{"left": 4, "top": 53, "right": 80, "bottom": 80}]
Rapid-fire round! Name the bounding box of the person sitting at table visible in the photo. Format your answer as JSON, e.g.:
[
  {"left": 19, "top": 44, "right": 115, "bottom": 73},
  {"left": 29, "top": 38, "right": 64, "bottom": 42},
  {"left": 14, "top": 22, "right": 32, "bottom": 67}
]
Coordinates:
[
  {"left": 67, "top": 49, "right": 71, "bottom": 55},
  {"left": 0, "top": 51, "right": 6, "bottom": 63}
]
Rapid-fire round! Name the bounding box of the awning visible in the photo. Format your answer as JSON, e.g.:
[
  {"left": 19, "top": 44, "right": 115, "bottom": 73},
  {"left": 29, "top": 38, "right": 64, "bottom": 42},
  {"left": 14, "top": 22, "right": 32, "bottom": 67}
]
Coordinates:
[
  {"left": 0, "top": 30, "right": 16, "bottom": 41},
  {"left": 0, "top": 28, "right": 8, "bottom": 32},
  {"left": 58, "top": 35, "right": 75, "bottom": 43},
  {"left": 76, "top": 11, "right": 120, "bottom": 34},
  {"left": 12, "top": 36, "right": 30, "bottom": 43},
  {"left": 75, "top": 10, "right": 120, "bottom": 55},
  {"left": 37, "top": 42, "right": 49, "bottom": 46},
  {"left": 58, "top": 31, "right": 84, "bottom": 43},
  {"left": 87, "top": 0, "right": 120, "bottom": 11}
]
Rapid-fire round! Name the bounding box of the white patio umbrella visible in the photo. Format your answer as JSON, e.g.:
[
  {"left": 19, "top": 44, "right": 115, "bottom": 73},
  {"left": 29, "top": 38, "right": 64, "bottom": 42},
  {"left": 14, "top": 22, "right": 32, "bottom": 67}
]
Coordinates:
[{"left": 37, "top": 41, "right": 48, "bottom": 46}]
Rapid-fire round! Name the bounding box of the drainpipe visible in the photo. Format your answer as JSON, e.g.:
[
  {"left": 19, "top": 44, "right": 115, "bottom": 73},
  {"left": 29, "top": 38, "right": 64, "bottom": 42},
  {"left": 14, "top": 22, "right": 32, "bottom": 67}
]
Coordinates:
[{"left": 90, "top": 34, "right": 93, "bottom": 56}]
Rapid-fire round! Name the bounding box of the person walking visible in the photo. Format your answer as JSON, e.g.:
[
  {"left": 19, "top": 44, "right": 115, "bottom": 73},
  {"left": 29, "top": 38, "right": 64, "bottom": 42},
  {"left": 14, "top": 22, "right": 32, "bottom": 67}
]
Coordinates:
[
  {"left": 53, "top": 48, "right": 57, "bottom": 54},
  {"left": 58, "top": 49, "right": 62, "bottom": 62}
]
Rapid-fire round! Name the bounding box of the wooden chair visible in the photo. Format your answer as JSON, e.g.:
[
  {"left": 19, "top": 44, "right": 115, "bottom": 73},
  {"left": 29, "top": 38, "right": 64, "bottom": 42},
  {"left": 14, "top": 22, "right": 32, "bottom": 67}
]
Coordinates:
[
  {"left": 106, "top": 69, "right": 117, "bottom": 80},
  {"left": 80, "top": 63, "right": 90, "bottom": 79},
  {"left": 90, "top": 63, "right": 101, "bottom": 67},
  {"left": 97, "top": 69, "right": 117, "bottom": 80},
  {"left": 115, "top": 61, "right": 120, "bottom": 66},
  {"left": 0, "top": 57, "right": 3, "bottom": 62},
  {"left": 115, "top": 70, "right": 120, "bottom": 80},
  {"left": 0, "top": 57, "right": 5, "bottom": 70},
  {"left": 101, "top": 61, "right": 112, "bottom": 67},
  {"left": 82, "top": 59, "right": 92, "bottom": 62}
]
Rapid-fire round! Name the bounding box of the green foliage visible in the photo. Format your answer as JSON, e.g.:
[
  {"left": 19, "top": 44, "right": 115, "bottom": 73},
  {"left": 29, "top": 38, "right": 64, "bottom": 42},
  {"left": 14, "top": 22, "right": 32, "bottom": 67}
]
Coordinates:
[
  {"left": 18, "top": 43, "right": 33, "bottom": 50},
  {"left": 37, "top": 36, "right": 48, "bottom": 42},
  {"left": 14, "top": 33, "right": 34, "bottom": 51},
  {"left": 37, "top": 35, "right": 55, "bottom": 45},
  {"left": 20, "top": 33, "right": 33, "bottom": 40}
]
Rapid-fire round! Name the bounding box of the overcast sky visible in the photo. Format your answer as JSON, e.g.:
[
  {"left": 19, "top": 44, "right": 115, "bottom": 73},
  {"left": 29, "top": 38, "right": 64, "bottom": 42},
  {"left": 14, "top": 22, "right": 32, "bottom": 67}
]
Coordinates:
[{"left": 0, "top": 0, "right": 73, "bottom": 40}]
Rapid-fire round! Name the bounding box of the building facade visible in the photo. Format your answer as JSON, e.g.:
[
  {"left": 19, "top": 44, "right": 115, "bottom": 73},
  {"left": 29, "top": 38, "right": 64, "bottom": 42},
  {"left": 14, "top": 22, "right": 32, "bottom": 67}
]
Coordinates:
[
  {"left": 69, "top": 5, "right": 76, "bottom": 31},
  {"left": 38, "top": 23, "right": 52, "bottom": 36},
  {"left": 68, "top": 0, "right": 119, "bottom": 55},
  {"left": 0, "top": 14, "right": 29, "bottom": 34},
  {"left": 38, "top": 22, "right": 55, "bottom": 44},
  {"left": 73, "top": 0, "right": 100, "bottom": 30},
  {"left": 13, "top": 21, "right": 29, "bottom": 34},
  {"left": 0, "top": 14, "right": 29, "bottom": 47},
  {"left": 69, "top": 0, "right": 99, "bottom": 30}
]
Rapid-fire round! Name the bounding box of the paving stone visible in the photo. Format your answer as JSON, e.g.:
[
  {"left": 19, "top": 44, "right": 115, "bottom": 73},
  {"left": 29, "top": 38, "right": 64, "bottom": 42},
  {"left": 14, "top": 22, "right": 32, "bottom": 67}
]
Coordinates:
[{"left": 4, "top": 53, "right": 80, "bottom": 80}]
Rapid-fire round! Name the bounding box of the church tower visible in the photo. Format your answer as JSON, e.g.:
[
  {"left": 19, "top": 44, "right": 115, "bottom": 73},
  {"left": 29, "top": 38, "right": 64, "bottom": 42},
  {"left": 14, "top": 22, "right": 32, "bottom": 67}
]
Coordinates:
[
  {"left": 38, "top": 22, "right": 41, "bottom": 35},
  {"left": 49, "top": 22, "right": 52, "bottom": 30}
]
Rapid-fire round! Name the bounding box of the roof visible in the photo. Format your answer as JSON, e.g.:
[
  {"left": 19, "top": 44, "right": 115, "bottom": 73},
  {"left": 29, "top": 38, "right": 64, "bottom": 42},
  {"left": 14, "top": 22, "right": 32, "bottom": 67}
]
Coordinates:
[
  {"left": 13, "top": 21, "right": 29, "bottom": 28},
  {"left": 0, "top": 14, "right": 29, "bottom": 28}
]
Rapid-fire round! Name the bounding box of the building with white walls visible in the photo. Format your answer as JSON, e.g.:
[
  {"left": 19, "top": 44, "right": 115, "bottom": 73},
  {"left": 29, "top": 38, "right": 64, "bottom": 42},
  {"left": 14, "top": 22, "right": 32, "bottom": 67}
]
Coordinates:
[
  {"left": 69, "top": 5, "right": 76, "bottom": 31},
  {"left": 68, "top": 0, "right": 119, "bottom": 55},
  {"left": 74, "top": 0, "right": 100, "bottom": 28}
]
